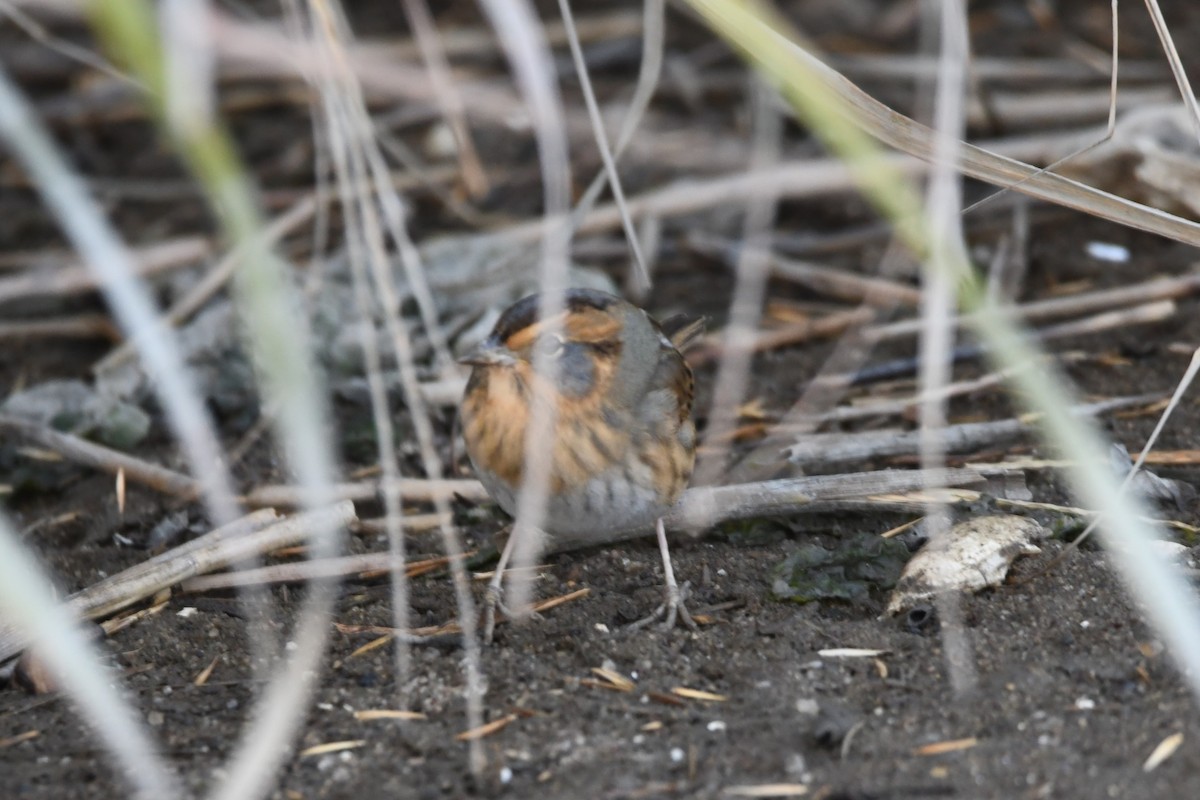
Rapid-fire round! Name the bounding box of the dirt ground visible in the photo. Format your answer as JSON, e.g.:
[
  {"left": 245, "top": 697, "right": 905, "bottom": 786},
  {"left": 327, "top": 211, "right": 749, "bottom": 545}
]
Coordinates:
[{"left": 6, "top": 1, "right": 1200, "bottom": 799}]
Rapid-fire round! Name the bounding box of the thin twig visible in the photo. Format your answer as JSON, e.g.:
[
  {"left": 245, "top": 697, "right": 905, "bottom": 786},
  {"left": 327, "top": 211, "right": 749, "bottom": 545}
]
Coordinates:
[
  {"left": 94, "top": 194, "right": 319, "bottom": 374},
  {"left": 687, "top": 307, "right": 874, "bottom": 368},
  {"left": 0, "top": 414, "right": 201, "bottom": 497},
  {"left": 688, "top": 233, "right": 922, "bottom": 307},
  {"left": 400, "top": 0, "right": 489, "bottom": 197},
  {"left": 866, "top": 270, "right": 1200, "bottom": 342},
  {"left": 693, "top": 79, "right": 782, "bottom": 487},
  {"left": 0, "top": 314, "right": 120, "bottom": 341},
  {"left": 556, "top": 0, "right": 648, "bottom": 289},
  {"left": 0, "top": 236, "right": 210, "bottom": 305}
]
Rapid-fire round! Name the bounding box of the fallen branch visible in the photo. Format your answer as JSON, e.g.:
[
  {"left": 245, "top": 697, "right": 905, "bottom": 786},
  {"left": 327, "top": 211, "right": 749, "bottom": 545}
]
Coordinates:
[
  {"left": 0, "top": 414, "right": 200, "bottom": 498},
  {"left": 784, "top": 394, "right": 1160, "bottom": 469},
  {"left": 242, "top": 478, "right": 489, "bottom": 507},
  {"left": 546, "top": 467, "right": 991, "bottom": 552},
  {"left": 181, "top": 551, "right": 455, "bottom": 592},
  {"left": 0, "top": 503, "right": 355, "bottom": 662}
]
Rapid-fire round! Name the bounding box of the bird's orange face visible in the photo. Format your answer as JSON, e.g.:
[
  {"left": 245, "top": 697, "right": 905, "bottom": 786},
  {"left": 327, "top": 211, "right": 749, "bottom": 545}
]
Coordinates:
[{"left": 459, "top": 292, "right": 632, "bottom": 492}]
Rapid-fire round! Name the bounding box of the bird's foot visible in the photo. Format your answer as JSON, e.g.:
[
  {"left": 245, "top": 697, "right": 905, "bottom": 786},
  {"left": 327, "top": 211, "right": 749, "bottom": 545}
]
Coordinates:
[
  {"left": 481, "top": 583, "right": 542, "bottom": 644},
  {"left": 627, "top": 580, "right": 698, "bottom": 632}
]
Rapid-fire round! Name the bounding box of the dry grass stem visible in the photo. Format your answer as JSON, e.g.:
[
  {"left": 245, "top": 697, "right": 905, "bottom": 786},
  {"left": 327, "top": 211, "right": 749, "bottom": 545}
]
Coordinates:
[
  {"left": 354, "top": 709, "right": 427, "bottom": 721},
  {"left": 99, "top": 594, "right": 170, "bottom": 637},
  {"left": 913, "top": 737, "right": 978, "bottom": 756},
  {"left": 671, "top": 687, "right": 728, "bottom": 702},
  {"left": 193, "top": 655, "right": 219, "bottom": 687},
  {"left": 298, "top": 740, "right": 365, "bottom": 758},
  {"left": 0, "top": 730, "right": 41, "bottom": 749},
  {"left": 694, "top": 79, "right": 783, "bottom": 486},
  {"left": 589, "top": 667, "right": 635, "bottom": 692},
  {"left": 455, "top": 714, "right": 517, "bottom": 742}
]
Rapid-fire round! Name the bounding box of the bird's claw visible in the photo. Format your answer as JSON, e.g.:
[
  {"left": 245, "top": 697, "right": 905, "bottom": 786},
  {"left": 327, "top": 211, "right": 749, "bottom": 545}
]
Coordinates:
[
  {"left": 481, "top": 583, "right": 542, "bottom": 644},
  {"left": 627, "top": 581, "right": 698, "bottom": 632}
]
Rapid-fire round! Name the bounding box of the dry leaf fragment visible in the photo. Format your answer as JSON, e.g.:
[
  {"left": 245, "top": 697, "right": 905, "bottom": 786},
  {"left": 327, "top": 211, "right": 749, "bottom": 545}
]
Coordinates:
[
  {"left": 736, "top": 398, "right": 769, "bottom": 420},
  {"left": 1111, "top": 443, "right": 1189, "bottom": 509},
  {"left": 1143, "top": 732, "right": 1184, "bottom": 772},
  {"left": 886, "top": 515, "right": 1046, "bottom": 615}
]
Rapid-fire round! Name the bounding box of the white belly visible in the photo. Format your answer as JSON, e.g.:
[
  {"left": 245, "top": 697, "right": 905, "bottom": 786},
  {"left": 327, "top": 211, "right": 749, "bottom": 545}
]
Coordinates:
[{"left": 474, "top": 464, "right": 668, "bottom": 538}]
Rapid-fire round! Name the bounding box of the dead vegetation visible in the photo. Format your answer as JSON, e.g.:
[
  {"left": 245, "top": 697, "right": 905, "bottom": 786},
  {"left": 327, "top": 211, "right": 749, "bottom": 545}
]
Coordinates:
[{"left": 3, "top": 1, "right": 1200, "bottom": 798}]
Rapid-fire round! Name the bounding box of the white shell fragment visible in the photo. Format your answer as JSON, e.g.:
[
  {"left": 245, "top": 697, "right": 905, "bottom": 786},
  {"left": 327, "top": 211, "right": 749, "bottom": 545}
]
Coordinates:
[
  {"left": 885, "top": 515, "right": 1047, "bottom": 615},
  {"left": 1085, "top": 241, "right": 1130, "bottom": 263}
]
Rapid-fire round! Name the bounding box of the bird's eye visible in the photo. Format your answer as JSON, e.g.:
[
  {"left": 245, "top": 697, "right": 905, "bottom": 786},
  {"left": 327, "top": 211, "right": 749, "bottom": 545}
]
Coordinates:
[{"left": 533, "top": 334, "right": 565, "bottom": 359}]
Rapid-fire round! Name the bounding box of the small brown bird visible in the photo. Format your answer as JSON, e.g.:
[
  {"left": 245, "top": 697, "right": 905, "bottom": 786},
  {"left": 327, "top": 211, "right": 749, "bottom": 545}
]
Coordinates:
[{"left": 460, "top": 288, "right": 704, "bottom": 638}]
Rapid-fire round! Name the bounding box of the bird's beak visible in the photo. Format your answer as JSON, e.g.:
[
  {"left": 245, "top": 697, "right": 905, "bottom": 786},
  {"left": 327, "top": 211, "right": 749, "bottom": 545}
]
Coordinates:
[{"left": 458, "top": 338, "right": 516, "bottom": 367}]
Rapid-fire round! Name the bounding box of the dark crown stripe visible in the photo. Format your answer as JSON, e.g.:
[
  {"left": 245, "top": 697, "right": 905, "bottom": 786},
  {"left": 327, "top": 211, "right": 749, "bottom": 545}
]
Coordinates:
[{"left": 492, "top": 289, "right": 620, "bottom": 342}]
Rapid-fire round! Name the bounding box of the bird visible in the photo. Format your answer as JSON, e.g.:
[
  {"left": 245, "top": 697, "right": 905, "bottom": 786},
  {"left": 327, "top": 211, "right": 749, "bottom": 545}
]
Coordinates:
[{"left": 459, "top": 288, "right": 704, "bottom": 640}]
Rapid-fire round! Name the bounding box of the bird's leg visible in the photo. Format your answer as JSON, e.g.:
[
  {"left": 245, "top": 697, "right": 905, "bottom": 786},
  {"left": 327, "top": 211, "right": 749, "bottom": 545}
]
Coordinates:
[
  {"left": 481, "top": 524, "right": 544, "bottom": 643},
  {"left": 482, "top": 527, "right": 516, "bottom": 644},
  {"left": 628, "top": 518, "right": 697, "bottom": 631}
]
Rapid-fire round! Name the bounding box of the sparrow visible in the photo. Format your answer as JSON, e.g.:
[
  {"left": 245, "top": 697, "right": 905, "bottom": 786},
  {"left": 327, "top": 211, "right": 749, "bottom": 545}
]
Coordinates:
[{"left": 459, "top": 288, "right": 704, "bottom": 639}]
